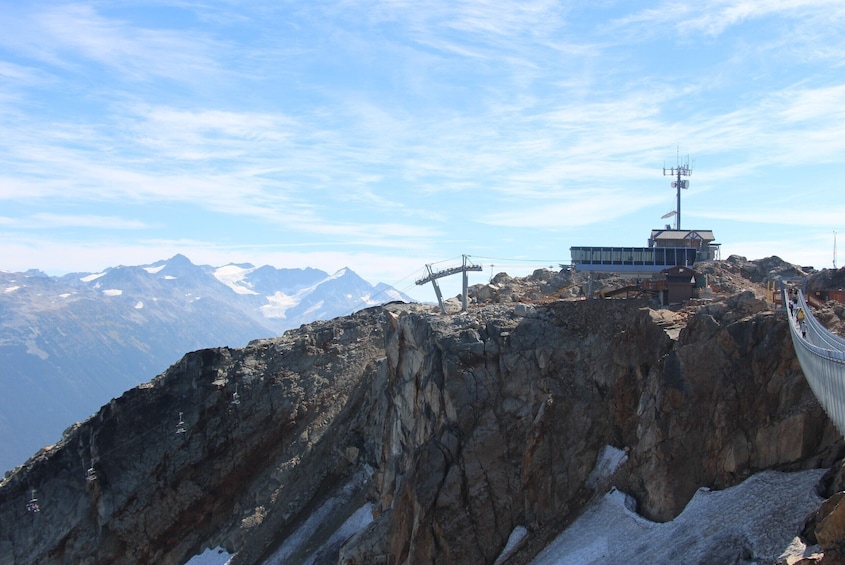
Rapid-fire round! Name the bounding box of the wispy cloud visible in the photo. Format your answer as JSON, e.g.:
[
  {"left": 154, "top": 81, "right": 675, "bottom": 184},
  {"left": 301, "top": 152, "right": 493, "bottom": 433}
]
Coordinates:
[
  {"left": 0, "top": 1, "right": 843, "bottom": 281},
  {"left": 614, "top": 0, "right": 845, "bottom": 37},
  {"left": 25, "top": 213, "right": 150, "bottom": 230},
  {"left": 0, "top": 3, "right": 226, "bottom": 82}
]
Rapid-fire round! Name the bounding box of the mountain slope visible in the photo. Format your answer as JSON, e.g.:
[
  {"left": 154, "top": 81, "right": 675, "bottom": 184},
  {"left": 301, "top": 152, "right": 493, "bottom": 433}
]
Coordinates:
[
  {"left": 1, "top": 270, "right": 843, "bottom": 564},
  {"left": 0, "top": 256, "right": 410, "bottom": 472}
]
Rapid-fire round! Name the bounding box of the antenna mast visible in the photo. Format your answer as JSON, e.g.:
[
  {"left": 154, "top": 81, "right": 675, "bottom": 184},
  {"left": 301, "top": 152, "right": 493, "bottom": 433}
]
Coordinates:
[
  {"left": 835, "top": 231, "right": 838, "bottom": 270},
  {"left": 663, "top": 152, "right": 693, "bottom": 230}
]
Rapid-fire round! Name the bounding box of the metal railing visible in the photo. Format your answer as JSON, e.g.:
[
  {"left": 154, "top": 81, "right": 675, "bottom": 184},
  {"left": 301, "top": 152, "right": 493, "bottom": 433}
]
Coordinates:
[{"left": 785, "top": 289, "right": 845, "bottom": 435}]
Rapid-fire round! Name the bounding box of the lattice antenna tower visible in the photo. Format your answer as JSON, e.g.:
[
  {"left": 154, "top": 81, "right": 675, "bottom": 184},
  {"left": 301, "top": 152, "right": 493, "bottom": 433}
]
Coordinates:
[{"left": 663, "top": 151, "right": 693, "bottom": 230}]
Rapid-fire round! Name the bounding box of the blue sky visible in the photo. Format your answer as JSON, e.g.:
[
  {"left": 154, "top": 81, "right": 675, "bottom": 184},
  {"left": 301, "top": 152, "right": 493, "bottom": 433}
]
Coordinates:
[{"left": 1, "top": 1, "right": 843, "bottom": 302}]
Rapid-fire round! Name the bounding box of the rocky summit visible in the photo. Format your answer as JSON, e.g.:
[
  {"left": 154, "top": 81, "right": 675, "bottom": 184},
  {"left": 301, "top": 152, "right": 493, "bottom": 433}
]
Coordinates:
[{"left": 2, "top": 257, "right": 845, "bottom": 564}]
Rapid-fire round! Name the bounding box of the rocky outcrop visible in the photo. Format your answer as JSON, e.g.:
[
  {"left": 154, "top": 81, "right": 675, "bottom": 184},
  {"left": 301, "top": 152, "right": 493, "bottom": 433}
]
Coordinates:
[
  {"left": 1, "top": 282, "right": 843, "bottom": 564},
  {"left": 0, "top": 306, "right": 392, "bottom": 564},
  {"left": 341, "top": 295, "right": 841, "bottom": 564}
]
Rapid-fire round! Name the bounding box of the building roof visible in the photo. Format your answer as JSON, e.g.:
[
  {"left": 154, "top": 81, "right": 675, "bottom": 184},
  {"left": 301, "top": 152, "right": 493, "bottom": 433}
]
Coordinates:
[
  {"left": 662, "top": 265, "right": 700, "bottom": 279},
  {"left": 650, "top": 229, "right": 716, "bottom": 242}
]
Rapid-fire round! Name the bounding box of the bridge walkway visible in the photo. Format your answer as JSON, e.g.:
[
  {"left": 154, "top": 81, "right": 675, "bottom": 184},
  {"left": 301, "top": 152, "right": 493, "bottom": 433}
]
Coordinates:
[{"left": 785, "top": 289, "right": 845, "bottom": 436}]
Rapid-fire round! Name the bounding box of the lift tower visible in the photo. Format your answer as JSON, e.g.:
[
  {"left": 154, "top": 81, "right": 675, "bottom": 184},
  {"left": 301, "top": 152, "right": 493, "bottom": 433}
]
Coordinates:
[
  {"left": 416, "top": 255, "right": 483, "bottom": 314},
  {"left": 663, "top": 154, "right": 693, "bottom": 230}
]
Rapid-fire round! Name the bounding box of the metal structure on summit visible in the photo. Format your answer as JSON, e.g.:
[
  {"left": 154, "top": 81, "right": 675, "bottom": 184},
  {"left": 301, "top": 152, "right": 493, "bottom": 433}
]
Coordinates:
[
  {"left": 663, "top": 153, "right": 693, "bottom": 231},
  {"left": 416, "top": 255, "right": 482, "bottom": 314}
]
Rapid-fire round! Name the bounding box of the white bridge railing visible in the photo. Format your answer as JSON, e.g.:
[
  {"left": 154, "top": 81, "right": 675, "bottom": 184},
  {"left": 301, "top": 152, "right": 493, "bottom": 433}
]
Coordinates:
[{"left": 785, "top": 289, "right": 845, "bottom": 436}]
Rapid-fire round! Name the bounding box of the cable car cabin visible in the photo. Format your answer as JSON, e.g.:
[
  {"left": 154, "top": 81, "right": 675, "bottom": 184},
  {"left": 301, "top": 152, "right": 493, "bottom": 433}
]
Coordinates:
[{"left": 570, "top": 246, "right": 697, "bottom": 274}]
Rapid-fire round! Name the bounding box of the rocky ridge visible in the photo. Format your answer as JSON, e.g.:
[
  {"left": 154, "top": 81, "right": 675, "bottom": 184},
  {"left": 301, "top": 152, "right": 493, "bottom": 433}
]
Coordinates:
[{"left": 2, "top": 257, "right": 845, "bottom": 564}]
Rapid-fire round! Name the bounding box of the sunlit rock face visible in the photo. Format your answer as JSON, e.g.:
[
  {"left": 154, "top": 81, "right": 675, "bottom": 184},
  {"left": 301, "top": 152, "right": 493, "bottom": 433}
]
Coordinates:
[
  {"left": 0, "top": 306, "right": 392, "bottom": 565},
  {"left": 1, "top": 270, "right": 843, "bottom": 564},
  {"left": 343, "top": 297, "right": 840, "bottom": 564}
]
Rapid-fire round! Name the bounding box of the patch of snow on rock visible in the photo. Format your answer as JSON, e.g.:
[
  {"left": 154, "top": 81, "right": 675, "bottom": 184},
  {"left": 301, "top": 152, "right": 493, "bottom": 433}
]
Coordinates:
[
  {"left": 184, "top": 546, "right": 232, "bottom": 565},
  {"left": 4, "top": 286, "right": 20, "bottom": 293},
  {"left": 102, "top": 289, "right": 123, "bottom": 296},
  {"left": 302, "top": 502, "right": 374, "bottom": 564},
  {"left": 494, "top": 525, "right": 528, "bottom": 565},
  {"left": 134, "top": 301, "right": 144, "bottom": 309},
  {"left": 530, "top": 469, "right": 826, "bottom": 565},
  {"left": 264, "top": 471, "right": 372, "bottom": 565},
  {"left": 143, "top": 265, "right": 166, "bottom": 274},
  {"left": 586, "top": 445, "right": 627, "bottom": 489}
]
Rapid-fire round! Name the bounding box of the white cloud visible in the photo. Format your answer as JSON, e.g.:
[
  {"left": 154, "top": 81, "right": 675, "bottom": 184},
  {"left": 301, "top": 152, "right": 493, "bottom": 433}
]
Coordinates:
[
  {"left": 26, "top": 213, "right": 150, "bottom": 230},
  {"left": 0, "top": 1, "right": 843, "bottom": 290},
  {"left": 21, "top": 3, "right": 226, "bottom": 82}
]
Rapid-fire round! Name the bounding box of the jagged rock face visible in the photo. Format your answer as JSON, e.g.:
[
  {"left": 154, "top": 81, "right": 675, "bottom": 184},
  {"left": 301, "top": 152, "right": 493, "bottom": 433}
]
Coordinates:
[
  {"left": 341, "top": 296, "right": 840, "bottom": 564},
  {"left": 0, "top": 307, "right": 390, "bottom": 565},
  {"left": 1, "top": 292, "right": 841, "bottom": 565}
]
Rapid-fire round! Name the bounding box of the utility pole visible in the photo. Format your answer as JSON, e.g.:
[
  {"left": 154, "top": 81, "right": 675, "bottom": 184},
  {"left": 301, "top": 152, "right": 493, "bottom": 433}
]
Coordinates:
[
  {"left": 663, "top": 152, "right": 693, "bottom": 230},
  {"left": 416, "top": 255, "right": 483, "bottom": 314}
]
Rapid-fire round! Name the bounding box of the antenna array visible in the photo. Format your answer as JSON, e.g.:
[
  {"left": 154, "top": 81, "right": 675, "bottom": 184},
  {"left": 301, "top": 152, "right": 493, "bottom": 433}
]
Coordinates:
[{"left": 662, "top": 153, "right": 693, "bottom": 230}]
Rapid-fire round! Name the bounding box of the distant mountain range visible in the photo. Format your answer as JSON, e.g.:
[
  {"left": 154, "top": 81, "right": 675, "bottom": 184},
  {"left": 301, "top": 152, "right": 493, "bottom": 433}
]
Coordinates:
[{"left": 0, "top": 255, "right": 411, "bottom": 472}]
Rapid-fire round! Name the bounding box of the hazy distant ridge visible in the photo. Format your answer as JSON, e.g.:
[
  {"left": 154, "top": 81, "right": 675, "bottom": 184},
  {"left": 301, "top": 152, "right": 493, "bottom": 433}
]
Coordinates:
[{"left": 0, "top": 255, "right": 410, "bottom": 472}]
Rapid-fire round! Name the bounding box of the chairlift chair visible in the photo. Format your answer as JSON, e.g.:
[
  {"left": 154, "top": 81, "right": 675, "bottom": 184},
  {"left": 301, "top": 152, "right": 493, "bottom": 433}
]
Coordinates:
[
  {"left": 231, "top": 385, "right": 241, "bottom": 406},
  {"left": 27, "top": 489, "right": 40, "bottom": 512},
  {"left": 175, "top": 411, "right": 187, "bottom": 434}
]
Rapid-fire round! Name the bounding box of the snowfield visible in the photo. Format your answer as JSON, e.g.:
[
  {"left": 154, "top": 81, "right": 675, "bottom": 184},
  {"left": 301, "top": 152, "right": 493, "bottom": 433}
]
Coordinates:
[{"left": 529, "top": 469, "right": 826, "bottom": 565}]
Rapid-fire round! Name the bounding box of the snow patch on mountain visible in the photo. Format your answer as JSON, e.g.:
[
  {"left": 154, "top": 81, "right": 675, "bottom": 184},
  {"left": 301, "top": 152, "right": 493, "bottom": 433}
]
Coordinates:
[
  {"left": 261, "top": 291, "right": 298, "bottom": 318},
  {"left": 214, "top": 264, "right": 259, "bottom": 295},
  {"left": 302, "top": 301, "right": 324, "bottom": 316},
  {"left": 144, "top": 265, "right": 166, "bottom": 274},
  {"left": 102, "top": 289, "right": 123, "bottom": 296},
  {"left": 327, "top": 267, "right": 348, "bottom": 280},
  {"left": 80, "top": 272, "right": 105, "bottom": 282}
]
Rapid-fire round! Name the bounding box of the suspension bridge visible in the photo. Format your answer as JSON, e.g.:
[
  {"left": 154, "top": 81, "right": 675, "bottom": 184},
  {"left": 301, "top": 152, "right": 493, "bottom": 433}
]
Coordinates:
[{"left": 785, "top": 288, "right": 845, "bottom": 436}]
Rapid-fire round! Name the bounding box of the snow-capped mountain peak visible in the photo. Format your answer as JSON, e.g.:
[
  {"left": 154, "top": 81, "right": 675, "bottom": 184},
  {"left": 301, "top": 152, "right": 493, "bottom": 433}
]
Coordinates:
[{"left": 0, "top": 256, "right": 412, "bottom": 473}]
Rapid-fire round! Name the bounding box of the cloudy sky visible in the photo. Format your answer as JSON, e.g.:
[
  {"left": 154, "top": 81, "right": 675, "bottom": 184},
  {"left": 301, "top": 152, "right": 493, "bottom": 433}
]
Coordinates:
[{"left": 1, "top": 1, "right": 843, "bottom": 301}]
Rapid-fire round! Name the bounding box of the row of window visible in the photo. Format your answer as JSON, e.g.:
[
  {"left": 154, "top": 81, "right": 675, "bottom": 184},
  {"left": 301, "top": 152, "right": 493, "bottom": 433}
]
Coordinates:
[{"left": 570, "top": 246, "right": 697, "bottom": 266}]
